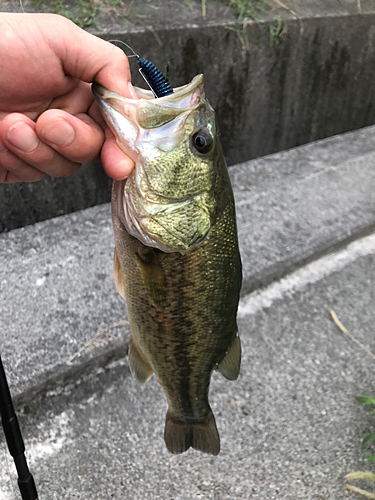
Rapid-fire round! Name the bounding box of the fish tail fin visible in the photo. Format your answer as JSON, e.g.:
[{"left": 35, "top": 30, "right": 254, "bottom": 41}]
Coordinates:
[{"left": 164, "top": 409, "right": 220, "bottom": 456}]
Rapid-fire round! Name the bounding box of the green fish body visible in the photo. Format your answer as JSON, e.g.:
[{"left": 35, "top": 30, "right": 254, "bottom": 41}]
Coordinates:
[{"left": 93, "top": 75, "right": 242, "bottom": 455}]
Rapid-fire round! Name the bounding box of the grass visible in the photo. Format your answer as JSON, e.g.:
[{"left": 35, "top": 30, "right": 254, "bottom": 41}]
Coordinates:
[
  {"left": 222, "top": 0, "right": 287, "bottom": 50},
  {"left": 31, "top": 0, "right": 98, "bottom": 28},
  {"left": 32, "top": 0, "right": 275, "bottom": 34},
  {"left": 269, "top": 16, "right": 284, "bottom": 46},
  {"left": 221, "top": 0, "right": 270, "bottom": 21},
  {"left": 31, "top": 0, "right": 139, "bottom": 27},
  {"left": 346, "top": 397, "right": 375, "bottom": 498},
  {"left": 28, "top": 0, "right": 274, "bottom": 30},
  {"left": 357, "top": 397, "right": 375, "bottom": 464}
]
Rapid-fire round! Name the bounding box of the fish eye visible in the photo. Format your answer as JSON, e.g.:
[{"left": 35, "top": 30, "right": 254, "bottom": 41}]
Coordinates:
[{"left": 192, "top": 131, "right": 213, "bottom": 154}]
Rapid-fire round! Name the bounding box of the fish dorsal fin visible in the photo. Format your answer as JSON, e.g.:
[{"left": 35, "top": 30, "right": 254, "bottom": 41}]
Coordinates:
[
  {"left": 136, "top": 251, "right": 167, "bottom": 309},
  {"left": 128, "top": 338, "right": 153, "bottom": 383},
  {"left": 113, "top": 247, "right": 125, "bottom": 299},
  {"left": 216, "top": 334, "right": 241, "bottom": 381}
]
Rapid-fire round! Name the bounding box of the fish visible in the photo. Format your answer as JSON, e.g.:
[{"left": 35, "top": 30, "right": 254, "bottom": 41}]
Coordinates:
[{"left": 92, "top": 73, "right": 242, "bottom": 455}]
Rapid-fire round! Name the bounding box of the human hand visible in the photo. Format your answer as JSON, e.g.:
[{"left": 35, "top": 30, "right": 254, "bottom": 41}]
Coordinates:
[{"left": 0, "top": 13, "right": 136, "bottom": 184}]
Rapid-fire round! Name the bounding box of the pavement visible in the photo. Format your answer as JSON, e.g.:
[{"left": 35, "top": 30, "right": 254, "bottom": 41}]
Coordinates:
[{"left": 1, "top": 126, "right": 375, "bottom": 499}]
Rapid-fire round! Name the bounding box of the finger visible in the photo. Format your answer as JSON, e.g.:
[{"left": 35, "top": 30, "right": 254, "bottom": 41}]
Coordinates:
[
  {"left": 0, "top": 113, "right": 80, "bottom": 178},
  {"left": 46, "top": 15, "right": 133, "bottom": 97},
  {"left": 101, "top": 131, "right": 135, "bottom": 180},
  {"left": 0, "top": 141, "right": 44, "bottom": 183},
  {"left": 36, "top": 109, "right": 104, "bottom": 164},
  {"left": 49, "top": 81, "right": 94, "bottom": 115},
  {"left": 0, "top": 166, "right": 35, "bottom": 184},
  {"left": 88, "top": 100, "right": 107, "bottom": 131}
]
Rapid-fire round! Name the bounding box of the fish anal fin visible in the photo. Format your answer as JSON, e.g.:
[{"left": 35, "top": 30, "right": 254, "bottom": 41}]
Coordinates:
[
  {"left": 113, "top": 247, "right": 125, "bottom": 299},
  {"left": 164, "top": 410, "right": 220, "bottom": 456},
  {"left": 128, "top": 338, "right": 153, "bottom": 383},
  {"left": 216, "top": 334, "right": 241, "bottom": 381},
  {"left": 136, "top": 250, "right": 167, "bottom": 309}
]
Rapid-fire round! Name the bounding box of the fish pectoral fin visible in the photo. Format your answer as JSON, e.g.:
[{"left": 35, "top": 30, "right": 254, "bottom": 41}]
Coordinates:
[
  {"left": 113, "top": 247, "right": 125, "bottom": 299},
  {"left": 136, "top": 251, "right": 167, "bottom": 309},
  {"left": 216, "top": 333, "right": 241, "bottom": 381},
  {"left": 128, "top": 338, "right": 153, "bottom": 383},
  {"left": 164, "top": 410, "right": 220, "bottom": 456}
]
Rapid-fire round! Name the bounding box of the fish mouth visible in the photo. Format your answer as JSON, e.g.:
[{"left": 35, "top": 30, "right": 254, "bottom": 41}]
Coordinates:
[
  {"left": 92, "top": 74, "right": 206, "bottom": 160},
  {"left": 92, "top": 74, "right": 204, "bottom": 107}
]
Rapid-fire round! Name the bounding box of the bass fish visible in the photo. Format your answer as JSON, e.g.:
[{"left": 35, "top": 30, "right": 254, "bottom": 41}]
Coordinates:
[{"left": 93, "top": 74, "right": 242, "bottom": 455}]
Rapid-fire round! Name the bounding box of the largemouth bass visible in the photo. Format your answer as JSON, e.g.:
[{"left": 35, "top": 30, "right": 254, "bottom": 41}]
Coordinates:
[{"left": 93, "top": 74, "right": 242, "bottom": 455}]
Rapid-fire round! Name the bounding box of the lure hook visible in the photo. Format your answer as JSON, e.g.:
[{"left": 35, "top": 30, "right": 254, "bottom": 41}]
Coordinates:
[
  {"left": 108, "top": 39, "right": 139, "bottom": 58},
  {"left": 108, "top": 40, "right": 174, "bottom": 99}
]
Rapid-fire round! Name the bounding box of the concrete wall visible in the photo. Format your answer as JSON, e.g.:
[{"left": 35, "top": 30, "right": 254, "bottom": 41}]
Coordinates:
[{"left": 1, "top": 4, "right": 375, "bottom": 231}]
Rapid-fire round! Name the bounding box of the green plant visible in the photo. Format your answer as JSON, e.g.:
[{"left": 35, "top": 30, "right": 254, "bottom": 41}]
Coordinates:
[
  {"left": 223, "top": 0, "right": 271, "bottom": 50},
  {"left": 346, "top": 397, "right": 375, "bottom": 498},
  {"left": 222, "top": 0, "right": 270, "bottom": 21},
  {"left": 225, "top": 24, "right": 251, "bottom": 50},
  {"left": 358, "top": 397, "right": 375, "bottom": 463},
  {"left": 31, "top": 0, "right": 98, "bottom": 28},
  {"left": 184, "top": 0, "right": 194, "bottom": 12},
  {"left": 269, "top": 17, "right": 284, "bottom": 46}
]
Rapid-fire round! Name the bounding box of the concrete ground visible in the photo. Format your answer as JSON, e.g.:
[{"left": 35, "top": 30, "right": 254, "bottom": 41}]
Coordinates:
[{"left": 1, "top": 126, "right": 375, "bottom": 499}]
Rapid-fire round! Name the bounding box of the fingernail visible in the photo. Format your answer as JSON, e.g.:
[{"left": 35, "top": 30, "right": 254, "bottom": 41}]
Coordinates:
[
  {"left": 118, "top": 159, "right": 134, "bottom": 179},
  {"left": 7, "top": 123, "right": 39, "bottom": 152},
  {"left": 128, "top": 82, "right": 139, "bottom": 100},
  {"left": 42, "top": 118, "right": 75, "bottom": 147},
  {"left": 110, "top": 161, "right": 131, "bottom": 181}
]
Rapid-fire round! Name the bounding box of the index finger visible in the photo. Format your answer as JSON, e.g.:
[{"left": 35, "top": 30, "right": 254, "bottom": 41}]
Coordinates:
[{"left": 39, "top": 14, "right": 133, "bottom": 97}]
